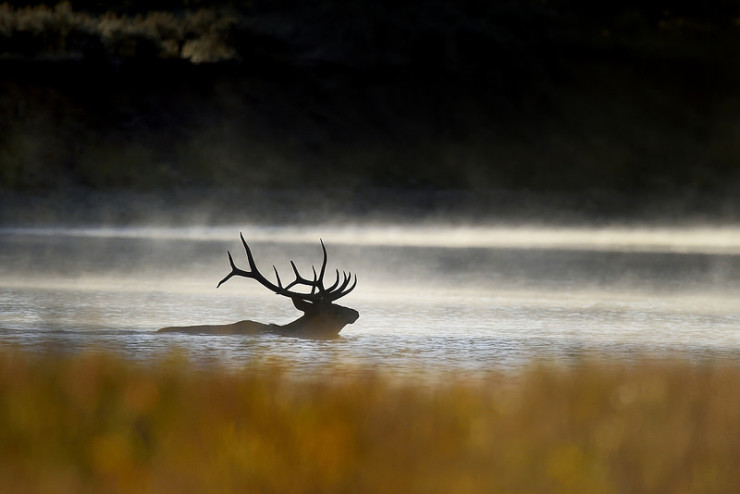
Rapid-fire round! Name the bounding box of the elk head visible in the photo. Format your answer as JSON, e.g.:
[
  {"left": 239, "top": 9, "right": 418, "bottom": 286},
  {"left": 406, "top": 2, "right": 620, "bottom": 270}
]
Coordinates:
[{"left": 217, "top": 234, "right": 359, "bottom": 336}]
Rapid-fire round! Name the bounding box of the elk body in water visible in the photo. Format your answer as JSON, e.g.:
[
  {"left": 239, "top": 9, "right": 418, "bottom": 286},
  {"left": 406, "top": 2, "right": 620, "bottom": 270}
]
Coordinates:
[{"left": 158, "top": 235, "right": 359, "bottom": 338}]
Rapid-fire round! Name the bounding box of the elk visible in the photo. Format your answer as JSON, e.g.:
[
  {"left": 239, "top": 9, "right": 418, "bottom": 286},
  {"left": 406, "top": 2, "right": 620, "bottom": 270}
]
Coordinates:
[{"left": 158, "top": 234, "right": 359, "bottom": 338}]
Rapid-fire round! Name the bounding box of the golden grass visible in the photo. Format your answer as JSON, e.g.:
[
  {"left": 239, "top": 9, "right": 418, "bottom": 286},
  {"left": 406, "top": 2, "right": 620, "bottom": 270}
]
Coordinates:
[{"left": 1, "top": 350, "right": 739, "bottom": 493}]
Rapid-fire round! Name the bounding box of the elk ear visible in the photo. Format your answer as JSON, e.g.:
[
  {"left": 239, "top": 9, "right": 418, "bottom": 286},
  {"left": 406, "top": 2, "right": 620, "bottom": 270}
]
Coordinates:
[{"left": 292, "top": 297, "right": 315, "bottom": 313}]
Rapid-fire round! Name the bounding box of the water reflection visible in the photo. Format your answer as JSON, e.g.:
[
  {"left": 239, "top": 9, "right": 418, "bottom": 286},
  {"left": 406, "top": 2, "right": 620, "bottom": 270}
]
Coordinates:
[{"left": 1, "top": 225, "right": 740, "bottom": 375}]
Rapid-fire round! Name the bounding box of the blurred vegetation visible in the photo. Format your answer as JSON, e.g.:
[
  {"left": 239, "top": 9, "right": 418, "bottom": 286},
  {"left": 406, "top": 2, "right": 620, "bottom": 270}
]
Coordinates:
[
  {"left": 0, "top": 1, "right": 736, "bottom": 64},
  {"left": 0, "top": 1, "right": 738, "bottom": 65},
  {"left": 1, "top": 1, "right": 740, "bottom": 210},
  {"left": 1, "top": 349, "right": 740, "bottom": 493},
  {"left": 0, "top": 2, "right": 238, "bottom": 62}
]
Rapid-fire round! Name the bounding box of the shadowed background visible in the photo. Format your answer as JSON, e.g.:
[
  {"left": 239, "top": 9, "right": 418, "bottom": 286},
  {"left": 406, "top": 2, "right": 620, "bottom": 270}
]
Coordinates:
[{"left": 1, "top": 0, "right": 740, "bottom": 223}]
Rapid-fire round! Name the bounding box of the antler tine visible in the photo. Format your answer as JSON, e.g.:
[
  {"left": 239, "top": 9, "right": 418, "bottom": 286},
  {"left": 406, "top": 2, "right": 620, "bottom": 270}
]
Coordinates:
[
  {"left": 240, "top": 233, "right": 259, "bottom": 271},
  {"left": 330, "top": 270, "right": 348, "bottom": 293},
  {"left": 327, "top": 273, "right": 357, "bottom": 301},
  {"left": 273, "top": 266, "right": 282, "bottom": 289},
  {"left": 217, "top": 251, "right": 247, "bottom": 287},
  {"left": 326, "top": 269, "right": 341, "bottom": 292},
  {"left": 284, "top": 260, "right": 316, "bottom": 291},
  {"left": 346, "top": 274, "right": 358, "bottom": 295},
  {"left": 317, "top": 239, "right": 328, "bottom": 290},
  {"left": 333, "top": 271, "right": 352, "bottom": 295}
]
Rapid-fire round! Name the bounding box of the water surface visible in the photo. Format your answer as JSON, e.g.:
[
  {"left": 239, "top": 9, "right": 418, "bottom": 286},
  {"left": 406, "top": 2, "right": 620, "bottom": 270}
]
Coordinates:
[{"left": 2, "top": 224, "right": 740, "bottom": 376}]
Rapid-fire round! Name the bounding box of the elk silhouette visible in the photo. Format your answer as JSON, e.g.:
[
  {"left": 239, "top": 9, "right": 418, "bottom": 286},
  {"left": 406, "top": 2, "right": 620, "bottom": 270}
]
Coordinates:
[{"left": 158, "top": 234, "right": 358, "bottom": 338}]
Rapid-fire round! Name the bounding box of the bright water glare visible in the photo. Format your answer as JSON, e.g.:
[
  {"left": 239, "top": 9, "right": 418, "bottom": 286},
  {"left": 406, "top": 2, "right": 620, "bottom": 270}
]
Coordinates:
[{"left": 2, "top": 224, "right": 740, "bottom": 376}]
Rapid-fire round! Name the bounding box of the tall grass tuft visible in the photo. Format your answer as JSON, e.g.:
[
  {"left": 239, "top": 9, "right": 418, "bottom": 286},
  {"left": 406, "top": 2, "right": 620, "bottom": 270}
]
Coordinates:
[{"left": 1, "top": 350, "right": 739, "bottom": 493}]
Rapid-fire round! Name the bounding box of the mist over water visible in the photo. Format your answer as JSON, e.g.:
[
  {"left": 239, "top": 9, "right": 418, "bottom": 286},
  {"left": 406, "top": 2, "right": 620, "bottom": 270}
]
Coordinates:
[{"left": 2, "top": 223, "right": 740, "bottom": 376}]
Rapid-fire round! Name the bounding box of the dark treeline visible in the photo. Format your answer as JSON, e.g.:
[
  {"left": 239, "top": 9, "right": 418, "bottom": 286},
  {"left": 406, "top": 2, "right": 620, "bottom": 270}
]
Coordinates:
[
  {"left": 1, "top": 1, "right": 739, "bottom": 66},
  {"left": 2, "top": 1, "right": 740, "bottom": 219}
]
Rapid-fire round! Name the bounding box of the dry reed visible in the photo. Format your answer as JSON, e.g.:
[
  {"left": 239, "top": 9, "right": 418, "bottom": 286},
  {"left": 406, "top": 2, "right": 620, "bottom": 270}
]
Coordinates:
[{"left": 1, "top": 349, "right": 739, "bottom": 493}]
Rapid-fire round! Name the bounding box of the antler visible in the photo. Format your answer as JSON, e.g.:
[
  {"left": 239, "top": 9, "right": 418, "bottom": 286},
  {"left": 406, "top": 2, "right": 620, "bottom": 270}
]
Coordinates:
[{"left": 217, "top": 234, "right": 357, "bottom": 303}]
